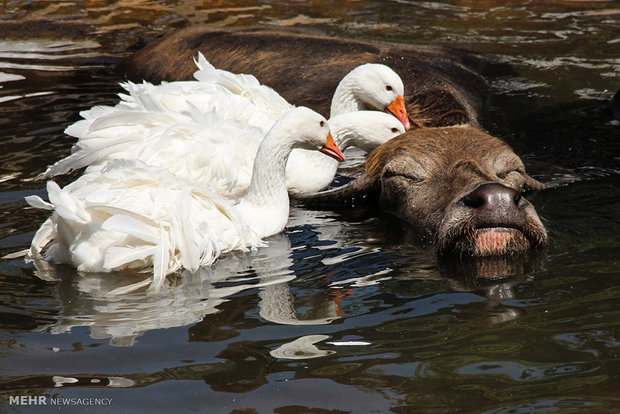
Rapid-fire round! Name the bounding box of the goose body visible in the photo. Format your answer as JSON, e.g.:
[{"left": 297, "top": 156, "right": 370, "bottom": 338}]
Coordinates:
[
  {"left": 44, "top": 54, "right": 407, "bottom": 196},
  {"left": 26, "top": 107, "right": 344, "bottom": 294}
]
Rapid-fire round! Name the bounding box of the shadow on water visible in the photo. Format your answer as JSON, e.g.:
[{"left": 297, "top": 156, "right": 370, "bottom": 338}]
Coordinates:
[{"left": 0, "top": 1, "right": 619, "bottom": 413}]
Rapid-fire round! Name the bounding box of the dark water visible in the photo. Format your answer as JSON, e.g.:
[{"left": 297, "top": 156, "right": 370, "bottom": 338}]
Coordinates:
[{"left": 0, "top": 1, "right": 619, "bottom": 413}]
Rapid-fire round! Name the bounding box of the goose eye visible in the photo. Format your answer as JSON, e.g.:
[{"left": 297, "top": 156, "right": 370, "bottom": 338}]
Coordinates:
[
  {"left": 386, "top": 85, "right": 393, "bottom": 91},
  {"left": 391, "top": 127, "right": 399, "bottom": 133},
  {"left": 319, "top": 120, "right": 325, "bottom": 127}
]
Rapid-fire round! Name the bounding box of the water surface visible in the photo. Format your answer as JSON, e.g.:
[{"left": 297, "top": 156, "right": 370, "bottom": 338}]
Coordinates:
[{"left": 0, "top": 1, "right": 618, "bottom": 413}]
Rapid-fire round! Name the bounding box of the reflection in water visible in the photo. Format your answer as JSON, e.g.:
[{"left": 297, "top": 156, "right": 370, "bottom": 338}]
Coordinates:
[
  {"left": 8, "top": 206, "right": 536, "bottom": 348},
  {"left": 259, "top": 283, "right": 341, "bottom": 326},
  {"left": 0, "top": 39, "right": 101, "bottom": 69},
  {"left": 437, "top": 250, "right": 546, "bottom": 283},
  {"left": 27, "top": 233, "right": 347, "bottom": 346},
  {"left": 270, "top": 335, "right": 335, "bottom": 359},
  {"left": 0, "top": 1, "right": 618, "bottom": 412}
]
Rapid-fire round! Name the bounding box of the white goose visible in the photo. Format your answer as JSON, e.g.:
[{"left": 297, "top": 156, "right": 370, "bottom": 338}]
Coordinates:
[
  {"left": 43, "top": 55, "right": 408, "bottom": 196},
  {"left": 25, "top": 107, "right": 345, "bottom": 294},
  {"left": 114, "top": 53, "right": 410, "bottom": 128}
]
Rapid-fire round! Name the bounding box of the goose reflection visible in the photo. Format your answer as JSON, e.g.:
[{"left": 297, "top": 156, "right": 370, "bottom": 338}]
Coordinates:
[{"left": 30, "top": 232, "right": 345, "bottom": 346}]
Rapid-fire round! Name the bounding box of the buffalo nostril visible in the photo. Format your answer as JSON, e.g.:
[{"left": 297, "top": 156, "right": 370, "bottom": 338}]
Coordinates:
[
  {"left": 462, "top": 183, "right": 520, "bottom": 210},
  {"left": 462, "top": 191, "right": 485, "bottom": 209}
]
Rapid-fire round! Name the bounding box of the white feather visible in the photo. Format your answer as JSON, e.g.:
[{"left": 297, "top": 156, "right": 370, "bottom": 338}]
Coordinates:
[
  {"left": 103, "top": 245, "right": 158, "bottom": 270},
  {"left": 101, "top": 214, "right": 161, "bottom": 244},
  {"left": 150, "top": 224, "right": 170, "bottom": 295},
  {"left": 25, "top": 195, "right": 54, "bottom": 210}
]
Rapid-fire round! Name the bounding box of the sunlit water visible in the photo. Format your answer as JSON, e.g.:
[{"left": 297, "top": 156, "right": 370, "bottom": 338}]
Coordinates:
[{"left": 0, "top": 1, "right": 618, "bottom": 413}]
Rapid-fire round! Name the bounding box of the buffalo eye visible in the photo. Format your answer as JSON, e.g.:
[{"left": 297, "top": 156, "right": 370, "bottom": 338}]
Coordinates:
[
  {"left": 497, "top": 168, "right": 524, "bottom": 180},
  {"left": 383, "top": 169, "right": 423, "bottom": 184}
]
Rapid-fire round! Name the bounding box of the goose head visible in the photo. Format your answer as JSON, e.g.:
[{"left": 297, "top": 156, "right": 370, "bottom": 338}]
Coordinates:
[
  {"left": 329, "top": 111, "right": 406, "bottom": 153},
  {"left": 277, "top": 106, "right": 346, "bottom": 162},
  {"left": 239, "top": 106, "right": 346, "bottom": 238},
  {"left": 331, "top": 63, "right": 410, "bottom": 130}
]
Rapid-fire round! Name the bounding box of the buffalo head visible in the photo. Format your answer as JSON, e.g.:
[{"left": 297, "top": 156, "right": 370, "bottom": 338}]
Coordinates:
[{"left": 301, "top": 126, "right": 547, "bottom": 256}]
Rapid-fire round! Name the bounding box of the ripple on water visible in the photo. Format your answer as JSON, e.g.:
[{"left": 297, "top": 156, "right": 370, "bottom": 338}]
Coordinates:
[{"left": 0, "top": 1, "right": 618, "bottom": 412}]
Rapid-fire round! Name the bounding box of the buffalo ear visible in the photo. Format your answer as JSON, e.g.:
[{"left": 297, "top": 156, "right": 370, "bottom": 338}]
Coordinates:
[
  {"left": 296, "top": 173, "right": 381, "bottom": 207},
  {"left": 524, "top": 174, "right": 547, "bottom": 192}
]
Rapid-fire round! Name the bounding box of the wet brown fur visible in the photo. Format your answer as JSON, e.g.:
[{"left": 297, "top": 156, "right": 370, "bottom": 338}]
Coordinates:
[{"left": 116, "top": 26, "right": 488, "bottom": 128}]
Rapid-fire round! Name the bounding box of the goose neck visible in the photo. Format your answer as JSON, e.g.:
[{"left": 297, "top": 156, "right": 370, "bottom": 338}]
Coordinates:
[
  {"left": 329, "top": 121, "right": 357, "bottom": 151},
  {"left": 241, "top": 128, "right": 293, "bottom": 208},
  {"left": 330, "top": 77, "right": 362, "bottom": 118}
]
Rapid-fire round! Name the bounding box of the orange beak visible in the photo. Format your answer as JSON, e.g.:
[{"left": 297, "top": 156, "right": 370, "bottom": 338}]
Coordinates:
[
  {"left": 319, "top": 132, "right": 346, "bottom": 162},
  {"left": 386, "top": 95, "right": 411, "bottom": 130}
]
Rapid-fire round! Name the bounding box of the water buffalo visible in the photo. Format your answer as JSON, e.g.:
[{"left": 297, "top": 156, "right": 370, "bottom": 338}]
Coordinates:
[
  {"left": 116, "top": 27, "right": 546, "bottom": 256},
  {"left": 116, "top": 26, "right": 488, "bottom": 128},
  {"left": 301, "top": 126, "right": 547, "bottom": 256}
]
